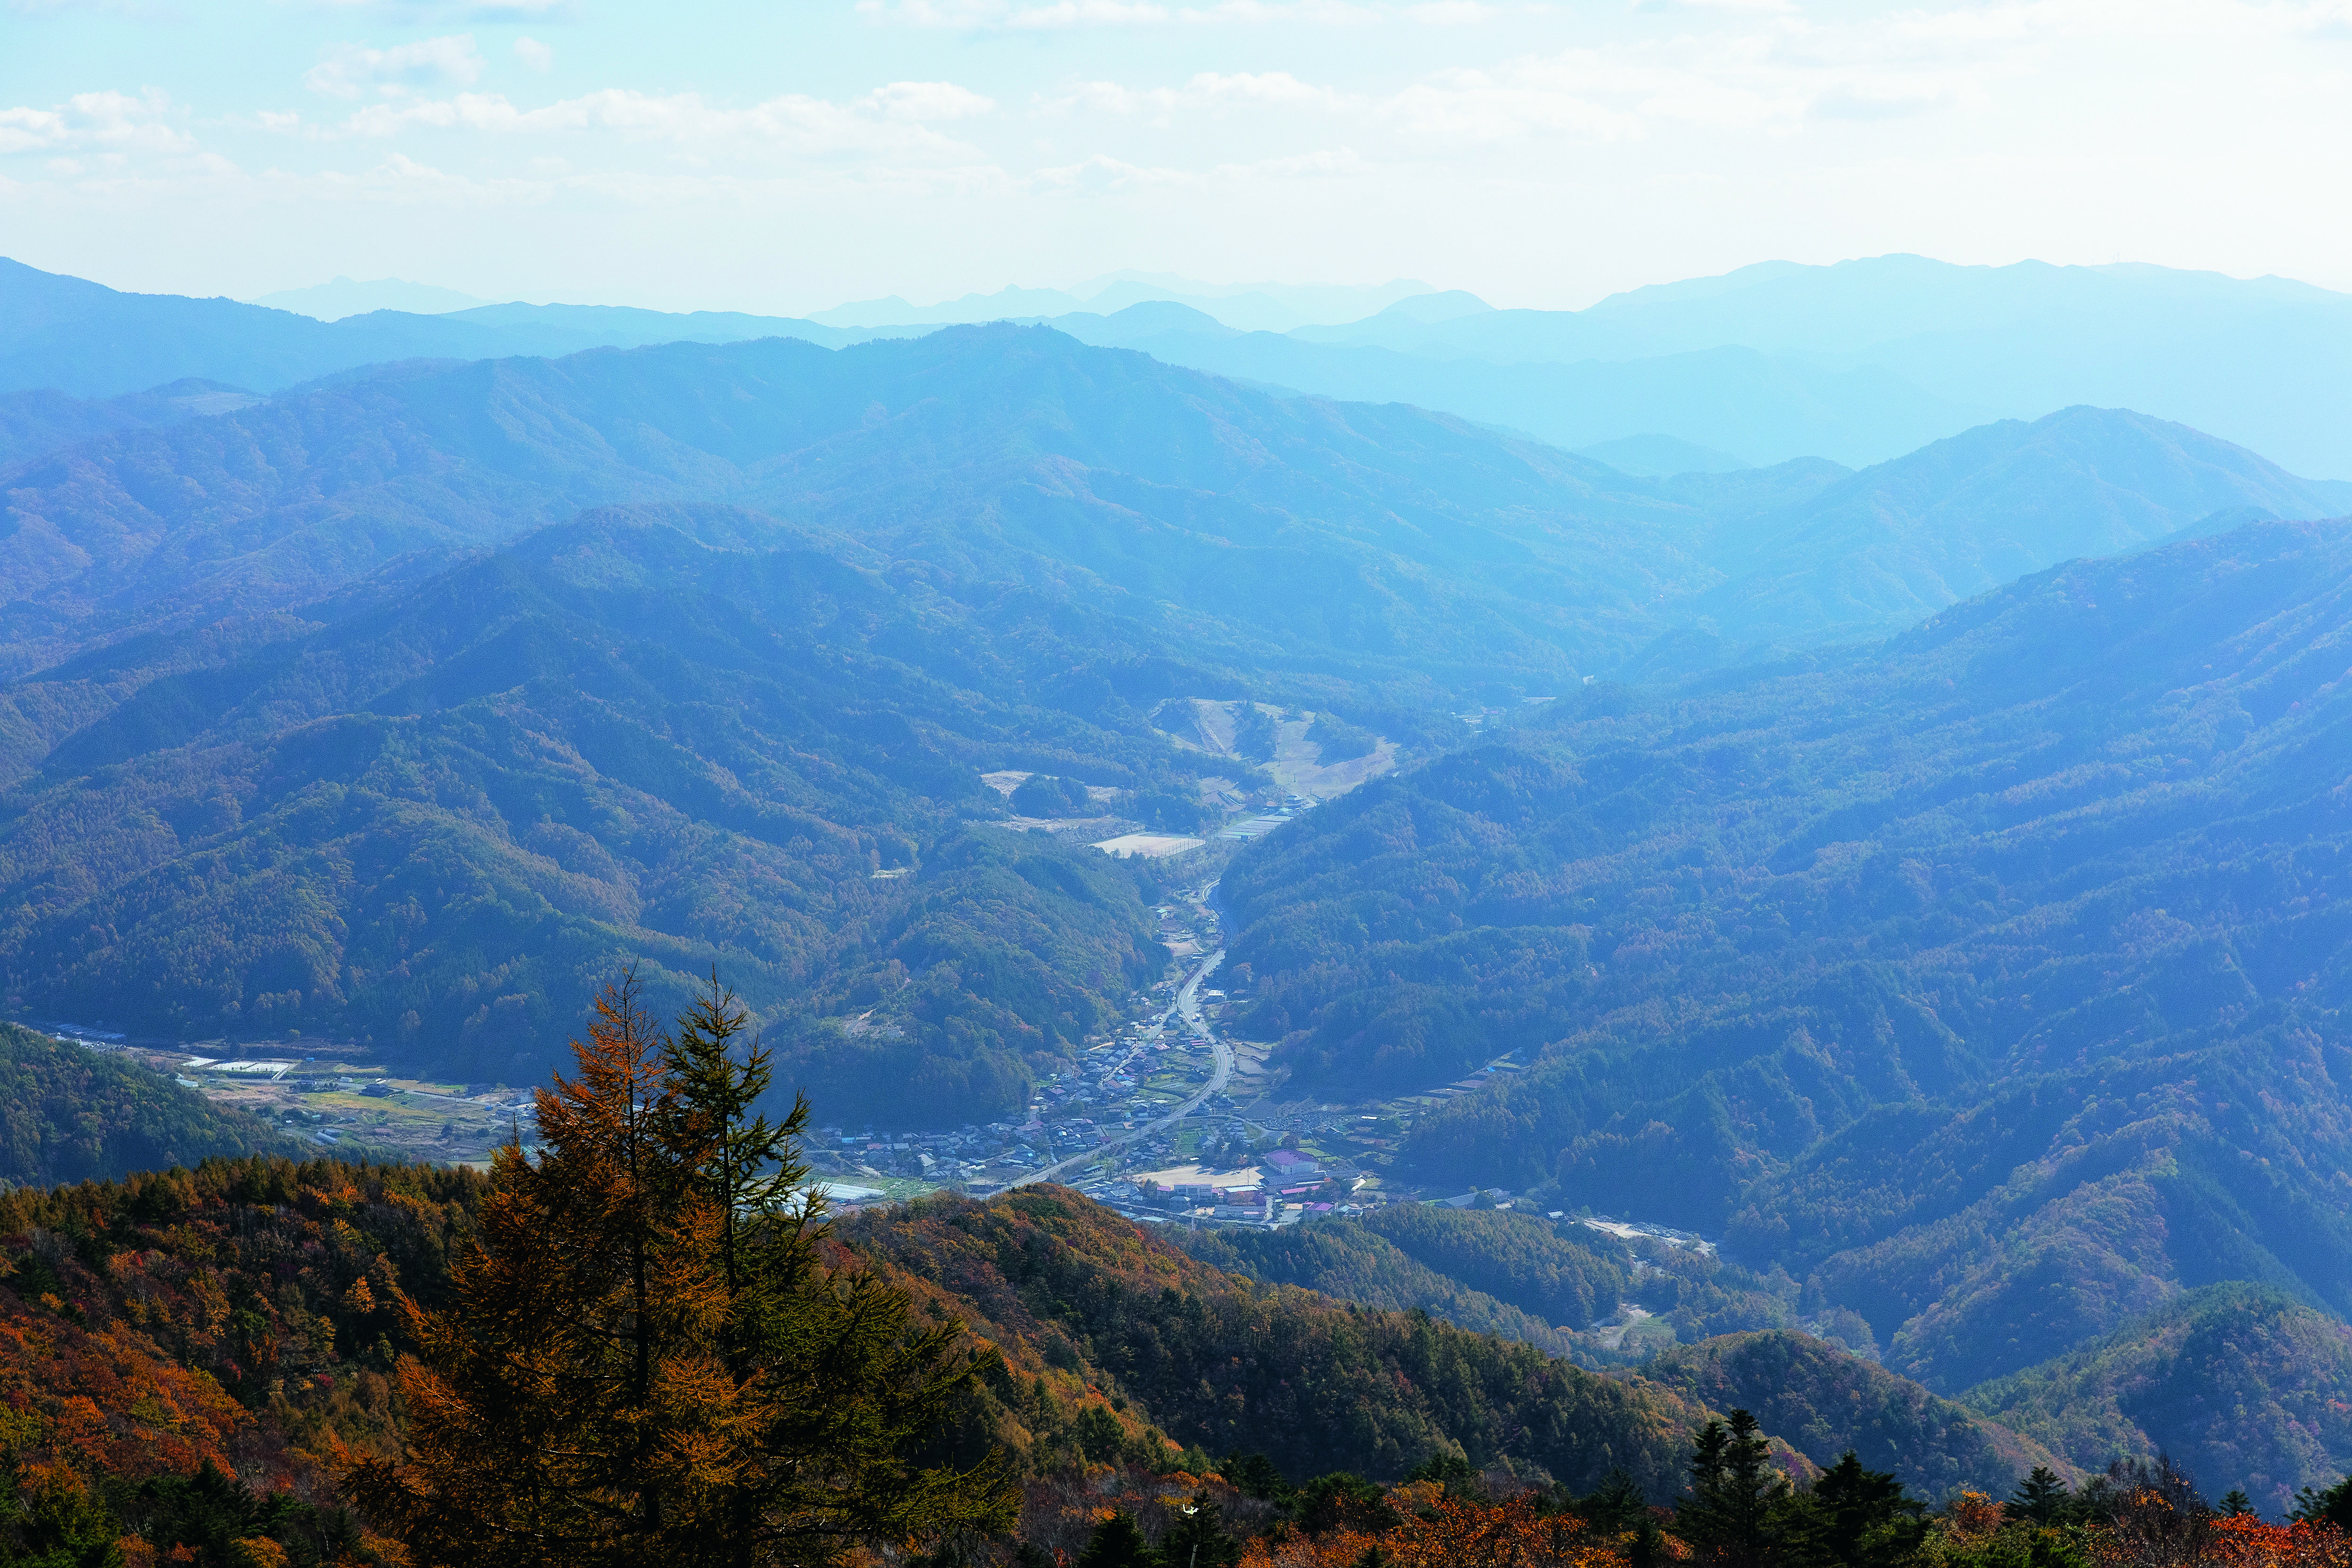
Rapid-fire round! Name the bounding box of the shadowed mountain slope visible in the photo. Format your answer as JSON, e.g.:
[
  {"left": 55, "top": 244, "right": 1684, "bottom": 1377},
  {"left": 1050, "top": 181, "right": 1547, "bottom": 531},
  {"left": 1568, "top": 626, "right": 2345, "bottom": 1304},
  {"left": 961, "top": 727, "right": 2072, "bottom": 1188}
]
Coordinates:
[
  {"left": 1221, "top": 517, "right": 2352, "bottom": 1393},
  {"left": 1645, "top": 1330, "right": 2063, "bottom": 1500},
  {"left": 0, "top": 1021, "right": 288, "bottom": 1184},
  {"left": 0, "top": 506, "right": 1199, "bottom": 1117},
  {"left": 1964, "top": 1284, "right": 2352, "bottom": 1515}
]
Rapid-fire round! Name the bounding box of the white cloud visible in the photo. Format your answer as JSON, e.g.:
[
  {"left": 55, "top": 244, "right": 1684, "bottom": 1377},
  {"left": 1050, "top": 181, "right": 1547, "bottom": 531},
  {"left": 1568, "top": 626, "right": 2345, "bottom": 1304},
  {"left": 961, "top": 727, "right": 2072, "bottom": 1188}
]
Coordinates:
[
  {"left": 858, "top": 0, "right": 1406, "bottom": 24},
  {"left": 859, "top": 81, "right": 996, "bottom": 120},
  {"left": 1046, "top": 69, "right": 1357, "bottom": 117},
  {"left": 14, "top": 0, "right": 2352, "bottom": 314},
  {"left": 513, "top": 37, "right": 553, "bottom": 72},
  {"left": 305, "top": 35, "right": 485, "bottom": 101},
  {"left": 1032, "top": 152, "right": 1195, "bottom": 190},
  {"left": 1648, "top": 0, "right": 1796, "bottom": 13},
  {"left": 1032, "top": 4, "right": 2046, "bottom": 149},
  {"left": 295, "top": 0, "right": 578, "bottom": 13},
  {"left": 0, "top": 89, "right": 192, "bottom": 156},
  {"left": 1028, "top": 141, "right": 1367, "bottom": 193},
  {"left": 326, "top": 85, "right": 999, "bottom": 166}
]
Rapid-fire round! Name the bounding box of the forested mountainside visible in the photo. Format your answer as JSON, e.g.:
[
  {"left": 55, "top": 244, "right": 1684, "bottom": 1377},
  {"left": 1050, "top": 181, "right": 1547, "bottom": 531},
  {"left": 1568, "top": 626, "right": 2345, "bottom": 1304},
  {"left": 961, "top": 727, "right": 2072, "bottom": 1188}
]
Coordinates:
[
  {"left": 0, "top": 325, "right": 1719, "bottom": 694},
  {"left": 1182, "top": 1212, "right": 2065, "bottom": 1498},
  {"left": 0, "top": 1023, "right": 287, "bottom": 1185},
  {"left": 0, "top": 1152, "right": 2074, "bottom": 1566},
  {"left": 1643, "top": 1332, "right": 2060, "bottom": 1500},
  {"left": 9, "top": 318, "right": 2337, "bottom": 699},
  {"left": 0, "top": 506, "right": 1194, "bottom": 1119},
  {"left": 1965, "top": 1284, "right": 2352, "bottom": 1516},
  {"left": 1185, "top": 1203, "right": 1631, "bottom": 1338},
  {"left": 1221, "top": 517, "right": 2352, "bottom": 1418},
  {"left": 840, "top": 1186, "right": 1713, "bottom": 1493},
  {"left": 0, "top": 1162, "right": 1622, "bottom": 1559},
  {"left": 12, "top": 334, "right": 2326, "bottom": 1106},
  {"left": 0, "top": 378, "right": 265, "bottom": 470},
  {"left": 1180, "top": 1219, "right": 1586, "bottom": 1358}
]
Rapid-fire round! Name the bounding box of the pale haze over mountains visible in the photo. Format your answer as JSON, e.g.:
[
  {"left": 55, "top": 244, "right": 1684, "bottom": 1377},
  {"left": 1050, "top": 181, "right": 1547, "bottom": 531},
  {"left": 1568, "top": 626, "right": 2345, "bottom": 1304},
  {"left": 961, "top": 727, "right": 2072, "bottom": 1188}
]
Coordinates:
[
  {"left": 18, "top": 251, "right": 2352, "bottom": 476},
  {"left": 9, "top": 0, "right": 2352, "bottom": 1546}
]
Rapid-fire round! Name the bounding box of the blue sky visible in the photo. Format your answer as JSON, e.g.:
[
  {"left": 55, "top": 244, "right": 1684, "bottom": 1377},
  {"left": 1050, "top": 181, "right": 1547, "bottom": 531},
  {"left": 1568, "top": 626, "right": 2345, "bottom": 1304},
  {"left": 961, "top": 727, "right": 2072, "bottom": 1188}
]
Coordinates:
[{"left": 5, "top": 0, "right": 2350, "bottom": 314}]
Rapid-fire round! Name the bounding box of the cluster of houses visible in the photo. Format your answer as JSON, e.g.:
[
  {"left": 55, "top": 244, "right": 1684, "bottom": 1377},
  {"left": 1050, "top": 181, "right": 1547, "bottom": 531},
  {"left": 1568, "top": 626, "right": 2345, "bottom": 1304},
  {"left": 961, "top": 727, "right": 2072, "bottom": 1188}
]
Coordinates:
[{"left": 1139, "top": 1147, "right": 1345, "bottom": 1224}]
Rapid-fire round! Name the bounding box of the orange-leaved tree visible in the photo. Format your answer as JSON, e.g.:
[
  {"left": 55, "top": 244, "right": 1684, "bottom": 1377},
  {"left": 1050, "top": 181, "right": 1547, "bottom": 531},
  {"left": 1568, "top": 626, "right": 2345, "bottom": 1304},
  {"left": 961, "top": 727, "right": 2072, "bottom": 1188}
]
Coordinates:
[
  {"left": 1241, "top": 1492, "right": 1632, "bottom": 1568},
  {"left": 346, "top": 968, "right": 1012, "bottom": 1567}
]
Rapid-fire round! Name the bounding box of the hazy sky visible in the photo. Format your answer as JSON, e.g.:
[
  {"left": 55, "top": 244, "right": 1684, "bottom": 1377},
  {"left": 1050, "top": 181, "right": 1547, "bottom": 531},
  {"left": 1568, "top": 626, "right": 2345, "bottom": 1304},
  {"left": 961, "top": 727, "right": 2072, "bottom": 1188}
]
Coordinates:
[{"left": 4, "top": 0, "right": 2350, "bottom": 314}]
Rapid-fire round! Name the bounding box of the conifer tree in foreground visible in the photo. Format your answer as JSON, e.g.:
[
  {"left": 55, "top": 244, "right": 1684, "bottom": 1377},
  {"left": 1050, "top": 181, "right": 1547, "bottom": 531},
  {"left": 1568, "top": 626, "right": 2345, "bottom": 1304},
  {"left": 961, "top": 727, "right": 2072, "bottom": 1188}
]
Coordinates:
[
  {"left": 346, "top": 970, "right": 1012, "bottom": 1567},
  {"left": 1679, "top": 1409, "right": 1783, "bottom": 1568}
]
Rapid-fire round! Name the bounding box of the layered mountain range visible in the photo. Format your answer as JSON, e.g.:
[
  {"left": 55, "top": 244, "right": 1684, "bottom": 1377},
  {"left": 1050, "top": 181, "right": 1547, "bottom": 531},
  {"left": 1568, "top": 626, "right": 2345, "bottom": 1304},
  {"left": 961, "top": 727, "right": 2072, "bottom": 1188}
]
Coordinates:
[
  {"left": 16, "top": 252, "right": 2352, "bottom": 474},
  {"left": 4, "top": 258, "right": 2352, "bottom": 1509}
]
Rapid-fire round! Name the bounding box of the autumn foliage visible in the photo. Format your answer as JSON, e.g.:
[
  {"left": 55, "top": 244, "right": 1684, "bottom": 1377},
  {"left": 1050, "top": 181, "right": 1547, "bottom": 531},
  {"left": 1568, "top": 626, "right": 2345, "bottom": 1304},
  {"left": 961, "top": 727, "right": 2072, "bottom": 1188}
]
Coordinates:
[
  {"left": 1240, "top": 1490, "right": 1637, "bottom": 1568},
  {"left": 344, "top": 972, "right": 1013, "bottom": 1567}
]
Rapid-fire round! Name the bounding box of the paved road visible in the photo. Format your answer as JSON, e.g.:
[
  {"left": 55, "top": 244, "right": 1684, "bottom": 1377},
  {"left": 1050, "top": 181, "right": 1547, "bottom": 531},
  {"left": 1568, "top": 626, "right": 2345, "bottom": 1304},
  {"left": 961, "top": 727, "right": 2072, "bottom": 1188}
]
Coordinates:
[{"left": 1009, "top": 948, "right": 1230, "bottom": 1190}]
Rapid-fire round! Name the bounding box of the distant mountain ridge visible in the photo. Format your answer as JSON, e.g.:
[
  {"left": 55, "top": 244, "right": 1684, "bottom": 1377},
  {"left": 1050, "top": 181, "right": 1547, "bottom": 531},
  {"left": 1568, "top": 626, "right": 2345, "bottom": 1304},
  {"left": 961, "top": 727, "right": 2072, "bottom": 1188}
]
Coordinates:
[
  {"left": 0, "top": 378, "right": 264, "bottom": 470},
  {"left": 1672, "top": 405, "right": 2352, "bottom": 658},
  {"left": 250, "top": 276, "right": 490, "bottom": 320},
  {"left": 23, "top": 254, "right": 2352, "bottom": 475},
  {"left": 0, "top": 324, "right": 1814, "bottom": 697},
  {"left": 5, "top": 326, "right": 2343, "bottom": 701},
  {"left": 0, "top": 257, "right": 895, "bottom": 401},
  {"left": 1041, "top": 306, "right": 1977, "bottom": 468},
  {"left": 1289, "top": 255, "right": 2352, "bottom": 475}
]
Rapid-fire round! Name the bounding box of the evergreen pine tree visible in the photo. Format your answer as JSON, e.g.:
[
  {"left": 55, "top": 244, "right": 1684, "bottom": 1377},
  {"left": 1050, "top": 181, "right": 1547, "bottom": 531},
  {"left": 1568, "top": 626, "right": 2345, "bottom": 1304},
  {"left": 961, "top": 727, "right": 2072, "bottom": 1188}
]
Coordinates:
[
  {"left": 1678, "top": 1409, "right": 1785, "bottom": 1568},
  {"left": 0, "top": 1462, "right": 120, "bottom": 1568},
  {"left": 2295, "top": 1474, "right": 2352, "bottom": 1531},
  {"left": 1156, "top": 1495, "right": 1242, "bottom": 1568},
  {"left": 2011, "top": 1466, "right": 2072, "bottom": 1525},
  {"left": 1577, "top": 1468, "right": 1650, "bottom": 1534},
  {"left": 346, "top": 970, "right": 1012, "bottom": 1567},
  {"left": 1074, "top": 1511, "right": 1152, "bottom": 1568},
  {"left": 1774, "top": 1451, "right": 1923, "bottom": 1568}
]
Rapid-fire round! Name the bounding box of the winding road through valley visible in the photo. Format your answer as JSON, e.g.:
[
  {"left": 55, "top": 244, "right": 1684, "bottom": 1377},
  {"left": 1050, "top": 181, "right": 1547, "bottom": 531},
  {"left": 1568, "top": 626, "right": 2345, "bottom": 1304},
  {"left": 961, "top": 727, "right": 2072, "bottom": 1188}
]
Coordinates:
[{"left": 1009, "top": 948, "right": 1230, "bottom": 1190}]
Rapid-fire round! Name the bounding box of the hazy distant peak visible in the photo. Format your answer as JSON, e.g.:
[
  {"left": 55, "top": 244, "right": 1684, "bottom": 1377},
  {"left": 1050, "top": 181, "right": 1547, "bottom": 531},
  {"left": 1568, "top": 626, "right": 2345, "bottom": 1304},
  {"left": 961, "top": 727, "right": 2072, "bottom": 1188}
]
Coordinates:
[
  {"left": 809, "top": 285, "right": 1089, "bottom": 328},
  {"left": 1576, "top": 432, "right": 1754, "bottom": 477},
  {"left": 249, "top": 276, "right": 489, "bottom": 320},
  {"left": 2085, "top": 260, "right": 2347, "bottom": 304},
  {"left": 1377, "top": 290, "right": 1494, "bottom": 324},
  {"left": 817, "top": 275, "right": 1439, "bottom": 333},
  {"left": 1087, "top": 300, "right": 1239, "bottom": 336},
  {"left": 1069, "top": 271, "right": 1435, "bottom": 315},
  {"left": 1581, "top": 258, "right": 1813, "bottom": 313}
]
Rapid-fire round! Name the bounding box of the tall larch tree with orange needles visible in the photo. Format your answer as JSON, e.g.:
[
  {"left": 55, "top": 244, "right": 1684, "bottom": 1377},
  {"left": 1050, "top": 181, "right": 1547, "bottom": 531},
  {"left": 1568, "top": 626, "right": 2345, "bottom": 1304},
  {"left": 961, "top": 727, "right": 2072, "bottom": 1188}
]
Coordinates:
[{"left": 346, "top": 968, "right": 1012, "bottom": 1567}]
